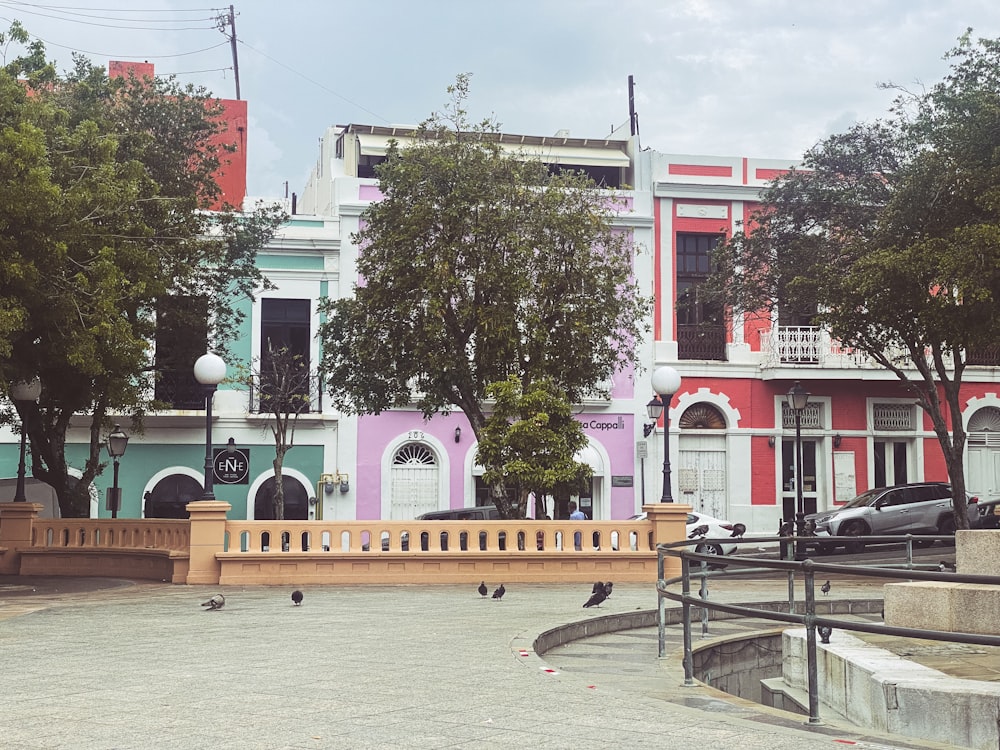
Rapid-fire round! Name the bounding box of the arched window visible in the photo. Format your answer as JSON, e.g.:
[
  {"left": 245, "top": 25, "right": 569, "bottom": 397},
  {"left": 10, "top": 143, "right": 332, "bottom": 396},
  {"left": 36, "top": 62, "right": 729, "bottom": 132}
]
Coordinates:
[{"left": 679, "top": 403, "right": 727, "bottom": 430}]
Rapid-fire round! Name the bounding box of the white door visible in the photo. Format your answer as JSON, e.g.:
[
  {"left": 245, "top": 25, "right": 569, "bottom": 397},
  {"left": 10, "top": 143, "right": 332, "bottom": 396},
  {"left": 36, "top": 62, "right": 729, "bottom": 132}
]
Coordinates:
[
  {"left": 390, "top": 443, "right": 439, "bottom": 519},
  {"left": 968, "top": 434, "right": 1000, "bottom": 503},
  {"left": 678, "top": 441, "right": 727, "bottom": 519}
]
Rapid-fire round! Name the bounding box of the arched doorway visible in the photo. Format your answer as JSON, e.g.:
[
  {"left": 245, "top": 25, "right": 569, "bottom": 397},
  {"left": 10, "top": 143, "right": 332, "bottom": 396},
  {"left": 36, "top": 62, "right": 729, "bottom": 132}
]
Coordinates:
[
  {"left": 677, "top": 403, "right": 728, "bottom": 519},
  {"left": 390, "top": 443, "right": 439, "bottom": 519},
  {"left": 968, "top": 406, "right": 1000, "bottom": 504},
  {"left": 145, "top": 473, "right": 202, "bottom": 518},
  {"left": 253, "top": 476, "right": 309, "bottom": 520}
]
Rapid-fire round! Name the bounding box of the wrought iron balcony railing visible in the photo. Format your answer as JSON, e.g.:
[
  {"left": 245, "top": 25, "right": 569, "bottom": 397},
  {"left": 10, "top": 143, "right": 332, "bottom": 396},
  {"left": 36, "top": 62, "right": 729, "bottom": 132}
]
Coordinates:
[{"left": 677, "top": 324, "right": 727, "bottom": 361}]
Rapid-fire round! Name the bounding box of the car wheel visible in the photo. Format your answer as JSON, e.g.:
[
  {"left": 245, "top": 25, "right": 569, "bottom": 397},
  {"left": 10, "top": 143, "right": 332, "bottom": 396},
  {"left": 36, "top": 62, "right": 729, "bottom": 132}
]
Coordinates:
[
  {"left": 694, "top": 542, "right": 726, "bottom": 569},
  {"left": 840, "top": 520, "right": 867, "bottom": 552}
]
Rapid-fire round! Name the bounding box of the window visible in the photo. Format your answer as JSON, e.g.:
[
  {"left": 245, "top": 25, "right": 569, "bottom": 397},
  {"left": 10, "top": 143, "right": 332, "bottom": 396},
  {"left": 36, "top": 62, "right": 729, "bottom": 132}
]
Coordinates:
[
  {"left": 155, "top": 296, "right": 207, "bottom": 409},
  {"left": 676, "top": 234, "right": 726, "bottom": 360},
  {"left": 259, "top": 299, "right": 311, "bottom": 413}
]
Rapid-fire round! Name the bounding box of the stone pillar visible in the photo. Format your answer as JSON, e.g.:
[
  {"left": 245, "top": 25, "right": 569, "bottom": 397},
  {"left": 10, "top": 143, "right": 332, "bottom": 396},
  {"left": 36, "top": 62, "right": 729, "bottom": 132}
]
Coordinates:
[
  {"left": 643, "top": 502, "right": 692, "bottom": 580},
  {"left": 0, "top": 502, "right": 43, "bottom": 575},
  {"left": 185, "top": 500, "right": 231, "bottom": 585}
]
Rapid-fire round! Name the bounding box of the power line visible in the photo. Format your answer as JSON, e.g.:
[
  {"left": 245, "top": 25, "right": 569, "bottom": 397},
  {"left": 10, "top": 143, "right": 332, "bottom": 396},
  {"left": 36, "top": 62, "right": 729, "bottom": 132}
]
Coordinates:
[
  {"left": 0, "top": 2, "right": 217, "bottom": 28},
  {"left": 0, "top": 19, "right": 229, "bottom": 60},
  {"left": 237, "top": 38, "right": 389, "bottom": 124}
]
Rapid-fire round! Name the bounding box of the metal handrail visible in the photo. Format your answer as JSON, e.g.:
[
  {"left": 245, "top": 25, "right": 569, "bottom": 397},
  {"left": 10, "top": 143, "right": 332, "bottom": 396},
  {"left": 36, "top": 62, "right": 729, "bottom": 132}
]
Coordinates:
[{"left": 656, "top": 533, "right": 1000, "bottom": 725}]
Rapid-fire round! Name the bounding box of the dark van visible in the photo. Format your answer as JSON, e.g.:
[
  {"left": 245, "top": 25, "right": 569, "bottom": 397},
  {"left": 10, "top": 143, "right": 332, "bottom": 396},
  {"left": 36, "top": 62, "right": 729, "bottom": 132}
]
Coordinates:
[{"left": 416, "top": 505, "right": 500, "bottom": 521}]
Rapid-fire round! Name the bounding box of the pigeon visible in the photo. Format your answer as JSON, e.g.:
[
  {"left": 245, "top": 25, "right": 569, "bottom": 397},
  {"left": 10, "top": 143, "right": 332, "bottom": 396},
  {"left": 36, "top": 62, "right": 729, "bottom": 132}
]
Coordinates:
[
  {"left": 291, "top": 590, "right": 303, "bottom": 606},
  {"left": 938, "top": 560, "right": 957, "bottom": 573},
  {"left": 583, "top": 587, "right": 608, "bottom": 608},
  {"left": 730, "top": 523, "right": 746, "bottom": 539},
  {"left": 820, "top": 580, "right": 831, "bottom": 596},
  {"left": 201, "top": 594, "right": 225, "bottom": 611},
  {"left": 589, "top": 581, "right": 613, "bottom": 599},
  {"left": 688, "top": 524, "right": 710, "bottom": 539},
  {"left": 492, "top": 584, "right": 505, "bottom": 601},
  {"left": 778, "top": 521, "right": 794, "bottom": 537},
  {"left": 478, "top": 581, "right": 488, "bottom": 598},
  {"left": 802, "top": 519, "right": 817, "bottom": 536}
]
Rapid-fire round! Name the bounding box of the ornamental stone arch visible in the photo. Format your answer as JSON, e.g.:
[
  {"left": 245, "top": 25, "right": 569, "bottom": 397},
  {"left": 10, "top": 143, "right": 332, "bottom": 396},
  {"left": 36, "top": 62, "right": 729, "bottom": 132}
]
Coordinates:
[
  {"left": 963, "top": 394, "right": 1000, "bottom": 431},
  {"left": 673, "top": 386, "right": 741, "bottom": 430}
]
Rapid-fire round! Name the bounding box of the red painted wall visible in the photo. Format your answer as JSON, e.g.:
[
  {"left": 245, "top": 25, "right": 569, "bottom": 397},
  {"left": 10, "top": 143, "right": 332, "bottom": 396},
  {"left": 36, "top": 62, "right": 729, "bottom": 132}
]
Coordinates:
[{"left": 108, "top": 61, "right": 246, "bottom": 210}]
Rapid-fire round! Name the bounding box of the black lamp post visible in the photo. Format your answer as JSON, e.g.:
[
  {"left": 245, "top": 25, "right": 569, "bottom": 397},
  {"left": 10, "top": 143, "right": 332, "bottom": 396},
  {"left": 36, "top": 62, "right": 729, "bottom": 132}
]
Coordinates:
[
  {"left": 649, "top": 366, "right": 682, "bottom": 503},
  {"left": 10, "top": 378, "right": 42, "bottom": 502},
  {"left": 193, "top": 353, "right": 227, "bottom": 501},
  {"left": 787, "top": 381, "right": 810, "bottom": 560},
  {"left": 106, "top": 423, "right": 129, "bottom": 519}
]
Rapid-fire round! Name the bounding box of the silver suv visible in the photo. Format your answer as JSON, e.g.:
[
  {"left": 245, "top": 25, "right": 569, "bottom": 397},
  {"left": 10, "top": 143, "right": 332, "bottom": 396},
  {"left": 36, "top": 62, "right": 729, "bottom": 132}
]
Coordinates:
[{"left": 805, "top": 482, "right": 979, "bottom": 548}]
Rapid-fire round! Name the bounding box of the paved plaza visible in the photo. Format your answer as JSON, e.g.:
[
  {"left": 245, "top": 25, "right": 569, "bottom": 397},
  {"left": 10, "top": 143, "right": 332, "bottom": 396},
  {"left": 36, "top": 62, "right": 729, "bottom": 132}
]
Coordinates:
[{"left": 0, "top": 576, "right": 963, "bottom": 749}]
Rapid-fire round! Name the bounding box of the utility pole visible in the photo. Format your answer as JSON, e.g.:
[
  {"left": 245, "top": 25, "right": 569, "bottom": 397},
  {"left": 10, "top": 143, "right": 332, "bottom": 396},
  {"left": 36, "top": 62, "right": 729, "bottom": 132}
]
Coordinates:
[{"left": 216, "top": 5, "right": 241, "bottom": 100}]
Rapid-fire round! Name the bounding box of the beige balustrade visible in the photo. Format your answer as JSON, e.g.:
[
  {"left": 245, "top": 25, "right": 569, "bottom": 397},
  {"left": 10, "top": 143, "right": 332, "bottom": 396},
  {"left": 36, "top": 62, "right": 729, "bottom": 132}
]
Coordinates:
[{"left": 1, "top": 501, "right": 689, "bottom": 586}]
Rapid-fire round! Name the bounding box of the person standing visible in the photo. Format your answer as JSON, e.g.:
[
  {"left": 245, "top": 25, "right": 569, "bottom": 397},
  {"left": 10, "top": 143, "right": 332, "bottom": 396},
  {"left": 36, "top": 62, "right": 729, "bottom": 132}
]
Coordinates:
[{"left": 569, "top": 501, "right": 585, "bottom": 549}]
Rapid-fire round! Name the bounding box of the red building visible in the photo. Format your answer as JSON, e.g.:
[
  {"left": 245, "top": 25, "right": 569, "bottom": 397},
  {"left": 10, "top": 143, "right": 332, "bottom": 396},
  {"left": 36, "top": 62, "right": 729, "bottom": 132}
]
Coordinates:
[
  {"left": 109, "top": 61, "right": 246, "bottom": 210},
  {"left": 644, "top": 151, "right": 1000, "bottom": 533}
]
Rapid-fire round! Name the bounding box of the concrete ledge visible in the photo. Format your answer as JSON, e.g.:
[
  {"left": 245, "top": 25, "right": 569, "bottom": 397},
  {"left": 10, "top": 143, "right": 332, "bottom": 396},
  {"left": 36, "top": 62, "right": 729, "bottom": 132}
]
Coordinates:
[
  {"left": 18, "top": 548, "right": 190, "bottom": 583},
  {"left": 884, "top": 580, "right": 1000, "bottom": 634},
  {"left": 957, "top": 529, "right": 1000, "bottom": 575},
  {"left": 783, "top": 628, "right": 1000, "bottom": 750}
]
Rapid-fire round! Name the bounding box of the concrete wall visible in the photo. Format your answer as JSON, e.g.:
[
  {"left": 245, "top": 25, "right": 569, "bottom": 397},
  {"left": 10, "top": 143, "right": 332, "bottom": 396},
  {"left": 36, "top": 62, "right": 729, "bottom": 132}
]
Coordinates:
[{"left": 782, "top": 628, "right": 1000, "bottom": 750}]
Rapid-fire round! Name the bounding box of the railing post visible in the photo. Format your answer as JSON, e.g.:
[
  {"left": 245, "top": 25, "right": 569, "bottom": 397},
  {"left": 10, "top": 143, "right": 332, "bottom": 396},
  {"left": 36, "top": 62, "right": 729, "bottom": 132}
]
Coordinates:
[
  {"left": 802, "top": 559, "right": 823, "bottom": 725},
  {"left": 185, "top": 500, "right": 231, "bottom": 584},
  {"left": 0, "top": 502, "right": 43, "bottom": 574},
  {"left": 681, "top": 556, "right": 695, "bottom": 686}
]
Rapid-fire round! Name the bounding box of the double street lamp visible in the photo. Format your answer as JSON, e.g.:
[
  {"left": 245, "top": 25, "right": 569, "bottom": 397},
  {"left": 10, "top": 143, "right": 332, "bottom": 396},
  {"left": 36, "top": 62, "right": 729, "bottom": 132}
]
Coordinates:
[
  {"left": 648, "top": 366, "right": 682, "bottom": 503},
  {"left": 787, "top": 381, "right": 811, "bottom": 560},
  {"left": 10, "top": 378, "right": 42, "bottom": 502},
  {"left": 194, "top": 353, "right": 227, "bottom": 502},
  {"left": 106, "top": 424, "right": 129, "bottom": 518}
]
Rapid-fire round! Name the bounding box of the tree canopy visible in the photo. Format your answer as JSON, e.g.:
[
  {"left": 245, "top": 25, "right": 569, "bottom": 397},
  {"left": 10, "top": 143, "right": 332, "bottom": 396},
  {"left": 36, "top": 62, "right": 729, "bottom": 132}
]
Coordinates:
[
  {"left": 709, "top": 32, "right": 1000, "bottom": 528},
  {"left": 319, "top": 76, "right": 648, "bottom": 491},
  {"left": 0, "top": 27, "right": 284, "bottom": 516},
  {"left": 475, "top": 376, "right": 591, "bottom": 519}
]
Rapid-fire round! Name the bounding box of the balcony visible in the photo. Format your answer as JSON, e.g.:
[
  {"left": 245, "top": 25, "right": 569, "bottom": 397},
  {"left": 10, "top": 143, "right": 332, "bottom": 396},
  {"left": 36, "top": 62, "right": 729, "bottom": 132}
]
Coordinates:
[
  {"left": 758, "top": 327, "right": 883, "bottom": 370},
  {"left": 249, "top": 374, "right": 325, "bottom": 414},
  {"left": 967, "top": 344, "right": 1000, "bottom": 367},
  {"left": 677, "top": 324, "right": 727, "bottom": 361},
  {"left": 757, "top": 327, "right": 981, "bottom": 372}
]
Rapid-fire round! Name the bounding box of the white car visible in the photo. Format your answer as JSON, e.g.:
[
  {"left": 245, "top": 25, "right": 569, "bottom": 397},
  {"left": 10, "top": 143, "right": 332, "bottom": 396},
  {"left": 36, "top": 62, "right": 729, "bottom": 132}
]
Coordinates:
[{"left": 629, "top": 511, "right": 740, "bottom": 557}]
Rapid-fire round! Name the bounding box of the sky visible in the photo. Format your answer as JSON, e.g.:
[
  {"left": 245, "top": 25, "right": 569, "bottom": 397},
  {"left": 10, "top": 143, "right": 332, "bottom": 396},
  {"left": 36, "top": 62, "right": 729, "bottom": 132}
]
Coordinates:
[{"left": 3, "top": 0, "right": 1000, "bottom": 200}]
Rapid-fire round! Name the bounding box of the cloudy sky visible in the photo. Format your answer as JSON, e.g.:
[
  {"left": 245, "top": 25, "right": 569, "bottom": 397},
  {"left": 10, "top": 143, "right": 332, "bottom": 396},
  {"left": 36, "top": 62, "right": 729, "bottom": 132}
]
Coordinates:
[{"left": 3, "top": 1, "right": 1000, "bottom": 199}]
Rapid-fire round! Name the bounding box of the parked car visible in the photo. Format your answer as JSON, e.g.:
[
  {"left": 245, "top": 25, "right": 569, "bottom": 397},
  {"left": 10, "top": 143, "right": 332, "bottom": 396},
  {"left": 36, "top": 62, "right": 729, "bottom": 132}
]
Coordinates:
[
  {"left": 973, "top": 498, "right": 1000, "bottom": 529},
  {"left": 415, "top": 505, "right": 500, "bottom": 521},
  {"left": 804, "top": 482, "right": 980, "bottom": 550},
  {"left": 629, "top": 511, "right": 740, "bottom": 557}
]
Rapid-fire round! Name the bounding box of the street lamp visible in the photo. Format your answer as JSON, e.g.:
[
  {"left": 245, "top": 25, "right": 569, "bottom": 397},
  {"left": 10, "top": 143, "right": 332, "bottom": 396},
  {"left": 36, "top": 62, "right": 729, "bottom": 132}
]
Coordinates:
[
  {"left": 194, "top": 352, "right": 227, "bottom": 501},
  {"left": 787, "top": 381, "right": 810, "bottom": 560},
  {"left": 106, "top": 424, "right": 129, "bottom": 519},
  {"left": 650, "top": 366, "right": 682, "bottom": 503},
  {"left": 10, "top": 378, "right": 42, "bottom": 502}
]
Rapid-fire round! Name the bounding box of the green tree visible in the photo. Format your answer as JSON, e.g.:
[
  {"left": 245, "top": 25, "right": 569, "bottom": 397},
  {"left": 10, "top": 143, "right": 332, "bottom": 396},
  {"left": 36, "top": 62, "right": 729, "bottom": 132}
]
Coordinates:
[
  {"left": 319, "top": 76, "right": 648, "bottom": 515},
  {"left": 0, "top": 33, "right": 284, "bottom": 516},
  {"left": 235, "top": 344, "right": 315, "bottom": 520},
  {"left": 475, "top": 376, "right": 591, "bottom": 519},
  {"left": 709, "top": 32, "right": 1000, "bottom": 530}
]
